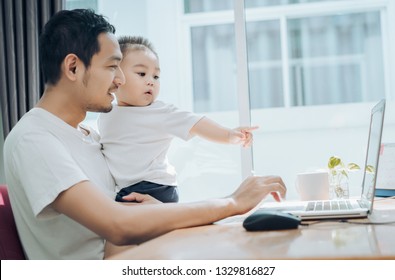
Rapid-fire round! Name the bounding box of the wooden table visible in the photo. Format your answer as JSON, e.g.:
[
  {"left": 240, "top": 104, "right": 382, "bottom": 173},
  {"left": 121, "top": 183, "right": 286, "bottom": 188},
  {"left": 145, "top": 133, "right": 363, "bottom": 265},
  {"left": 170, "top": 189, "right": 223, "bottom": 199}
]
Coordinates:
[{"left": 109, "top": 198, "right": 395, "bottom": 259}]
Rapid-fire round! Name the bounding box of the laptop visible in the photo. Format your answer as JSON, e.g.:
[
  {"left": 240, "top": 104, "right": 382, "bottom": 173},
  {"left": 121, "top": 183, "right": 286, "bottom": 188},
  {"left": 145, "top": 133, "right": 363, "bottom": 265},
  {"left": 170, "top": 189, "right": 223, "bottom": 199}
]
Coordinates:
[{"left": 259, "top": 99, "right": 386, "bottom": 220}]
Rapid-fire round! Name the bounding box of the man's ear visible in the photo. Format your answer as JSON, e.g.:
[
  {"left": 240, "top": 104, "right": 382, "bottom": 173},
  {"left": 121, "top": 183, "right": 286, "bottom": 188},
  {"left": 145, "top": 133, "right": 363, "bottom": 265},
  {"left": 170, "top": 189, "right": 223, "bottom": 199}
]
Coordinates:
[{"left": 63, "top": 54, "right": 79, "bottom": 81}]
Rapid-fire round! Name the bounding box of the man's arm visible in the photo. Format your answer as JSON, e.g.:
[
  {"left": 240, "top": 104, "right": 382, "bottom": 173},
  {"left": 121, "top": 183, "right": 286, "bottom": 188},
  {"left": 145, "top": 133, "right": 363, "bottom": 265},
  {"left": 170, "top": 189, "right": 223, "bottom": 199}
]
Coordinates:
[
  {"left": 190, "top": 117, "right": 258, "bottom": 147},
  {"left": 52, "top": 176, "right": 286, "bottom": 246}
]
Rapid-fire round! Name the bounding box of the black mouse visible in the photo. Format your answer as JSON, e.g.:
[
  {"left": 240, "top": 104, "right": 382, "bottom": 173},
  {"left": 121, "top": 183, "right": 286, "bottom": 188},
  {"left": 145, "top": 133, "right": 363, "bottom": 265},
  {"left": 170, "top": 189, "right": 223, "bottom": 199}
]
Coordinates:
[{"left": 243, "top": 209, "right": 301, "bottom": 231}]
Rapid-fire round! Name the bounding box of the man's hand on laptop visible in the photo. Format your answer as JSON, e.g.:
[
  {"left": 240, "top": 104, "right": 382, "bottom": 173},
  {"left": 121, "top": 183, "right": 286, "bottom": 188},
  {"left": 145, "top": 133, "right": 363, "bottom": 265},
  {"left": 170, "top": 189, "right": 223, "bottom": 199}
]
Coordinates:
[{"left": 230, "top": 175, "right": 287, "bottom": 215}]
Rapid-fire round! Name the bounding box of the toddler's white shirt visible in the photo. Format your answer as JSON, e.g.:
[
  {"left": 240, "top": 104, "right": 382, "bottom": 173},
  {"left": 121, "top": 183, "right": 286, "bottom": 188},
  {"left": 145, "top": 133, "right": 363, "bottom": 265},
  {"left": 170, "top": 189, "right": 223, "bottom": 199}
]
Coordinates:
[{"left": 98, "top": 101, "right": 203, "bottom": 190}]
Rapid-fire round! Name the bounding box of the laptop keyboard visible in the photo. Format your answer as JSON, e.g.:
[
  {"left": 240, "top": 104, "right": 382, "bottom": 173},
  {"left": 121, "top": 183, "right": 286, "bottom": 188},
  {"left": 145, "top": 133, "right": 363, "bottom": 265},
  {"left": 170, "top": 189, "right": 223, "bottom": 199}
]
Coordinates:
[{"left": 306, "top": 200, "right": 360, "bottom": 211}]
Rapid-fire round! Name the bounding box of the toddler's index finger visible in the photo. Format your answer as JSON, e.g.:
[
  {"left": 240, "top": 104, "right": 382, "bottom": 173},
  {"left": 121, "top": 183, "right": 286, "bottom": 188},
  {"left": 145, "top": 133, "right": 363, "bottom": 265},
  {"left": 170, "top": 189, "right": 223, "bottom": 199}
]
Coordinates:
[{"left": 243, "top": 125, "right": 259, "bottom": 132}]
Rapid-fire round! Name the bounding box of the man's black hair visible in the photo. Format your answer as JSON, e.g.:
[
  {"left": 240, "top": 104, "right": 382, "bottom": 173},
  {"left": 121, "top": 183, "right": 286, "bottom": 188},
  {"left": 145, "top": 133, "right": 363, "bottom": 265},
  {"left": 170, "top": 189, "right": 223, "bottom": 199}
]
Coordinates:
[{"left": 39, "top": 9, "right": 116, "bottom": 85}]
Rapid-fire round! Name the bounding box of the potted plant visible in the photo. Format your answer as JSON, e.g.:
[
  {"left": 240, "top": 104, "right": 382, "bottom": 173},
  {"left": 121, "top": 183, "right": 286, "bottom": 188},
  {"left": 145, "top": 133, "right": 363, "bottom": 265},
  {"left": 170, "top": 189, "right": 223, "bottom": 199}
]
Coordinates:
[{"left": 327, "top": 156, "right": 360, "bottom": 199}]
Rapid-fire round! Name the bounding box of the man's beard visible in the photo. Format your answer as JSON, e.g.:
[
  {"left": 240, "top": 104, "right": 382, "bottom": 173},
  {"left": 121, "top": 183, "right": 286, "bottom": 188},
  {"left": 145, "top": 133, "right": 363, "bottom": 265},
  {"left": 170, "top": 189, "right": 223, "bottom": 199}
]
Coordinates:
[
  {"left": 86, "top": 102, "right": 113, "bottom": 113},
  {"left": 83, "top": 72, "right": 114, "bottom": 113}
]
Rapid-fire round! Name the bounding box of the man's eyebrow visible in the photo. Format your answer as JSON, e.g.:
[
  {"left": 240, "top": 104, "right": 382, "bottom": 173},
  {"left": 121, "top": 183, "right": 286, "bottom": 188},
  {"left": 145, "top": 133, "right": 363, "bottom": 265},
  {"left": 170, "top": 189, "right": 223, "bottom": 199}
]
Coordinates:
[{"left": 108, "top": 55, "right": 122, "bottom": 62}]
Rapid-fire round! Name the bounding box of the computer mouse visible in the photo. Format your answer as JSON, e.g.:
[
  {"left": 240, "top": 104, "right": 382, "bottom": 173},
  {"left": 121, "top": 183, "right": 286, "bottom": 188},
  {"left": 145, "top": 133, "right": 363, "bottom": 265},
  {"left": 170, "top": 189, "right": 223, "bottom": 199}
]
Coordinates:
[{"left": 243, "top": 209, "right": 301, "bottom": 231}]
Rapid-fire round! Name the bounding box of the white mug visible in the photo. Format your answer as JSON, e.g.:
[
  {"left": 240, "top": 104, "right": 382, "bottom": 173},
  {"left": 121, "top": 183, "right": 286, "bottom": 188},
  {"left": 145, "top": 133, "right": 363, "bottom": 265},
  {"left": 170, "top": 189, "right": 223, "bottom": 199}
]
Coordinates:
[{"left": 295, "top": 171, "right": 330, "bottom": 201}]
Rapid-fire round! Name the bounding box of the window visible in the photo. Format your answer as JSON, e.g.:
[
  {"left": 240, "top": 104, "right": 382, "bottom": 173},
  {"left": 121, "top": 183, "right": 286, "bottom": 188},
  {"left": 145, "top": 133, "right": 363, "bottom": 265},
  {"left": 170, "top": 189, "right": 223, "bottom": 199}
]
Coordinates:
[
  {"left": 247, "top": 20, "right": 283, "bottom": 109},
  {"left": 184, "top": 0, "right": 232, "bottom": 13},
  {"left": 65, "top": 0, "right": 97, "bottom": 10},
  {"left": 288, "top": 12, "right": 384, "bottom": 106},
  {"left": 191, "top": 24, "right": 237, "bottom": 112},
  {"left": 184, "top": 0, "right": 345, "bottom": 13},
  {"left": 186, "top": 0, "right": 387, "bottom": 112}
]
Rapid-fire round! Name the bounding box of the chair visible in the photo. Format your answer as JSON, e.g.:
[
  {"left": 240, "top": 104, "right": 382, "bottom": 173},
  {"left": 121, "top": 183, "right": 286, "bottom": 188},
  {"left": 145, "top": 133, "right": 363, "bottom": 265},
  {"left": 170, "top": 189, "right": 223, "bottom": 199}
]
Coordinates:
[{"left": 0, "top": 184, "right": 26, "bottom": 259}]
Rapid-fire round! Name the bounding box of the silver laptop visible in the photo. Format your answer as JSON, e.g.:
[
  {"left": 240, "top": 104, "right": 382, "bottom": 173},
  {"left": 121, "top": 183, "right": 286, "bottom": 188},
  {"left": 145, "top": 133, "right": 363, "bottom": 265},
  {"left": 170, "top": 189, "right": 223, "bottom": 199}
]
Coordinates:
[{"left": 260, "top": 99, "right": 386, "bottom": 220}]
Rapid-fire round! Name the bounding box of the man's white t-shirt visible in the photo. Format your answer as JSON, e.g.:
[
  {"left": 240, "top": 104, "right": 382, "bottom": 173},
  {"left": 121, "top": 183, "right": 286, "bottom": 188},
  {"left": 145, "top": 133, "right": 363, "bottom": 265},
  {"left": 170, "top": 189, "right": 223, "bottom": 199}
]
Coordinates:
[
  {"left": 3, "top": 108, "right": 115, "bottom": 259},
  {"left": 98, "top": 101, "right": 203, "bottom": 190}
]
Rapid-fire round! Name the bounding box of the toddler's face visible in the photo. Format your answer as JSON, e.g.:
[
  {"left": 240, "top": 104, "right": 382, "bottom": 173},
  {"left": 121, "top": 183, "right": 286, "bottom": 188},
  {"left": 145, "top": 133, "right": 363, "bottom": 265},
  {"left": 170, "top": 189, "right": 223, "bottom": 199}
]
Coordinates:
[{"left": 116, "top": 49, "right": 160, "bottom": 106}]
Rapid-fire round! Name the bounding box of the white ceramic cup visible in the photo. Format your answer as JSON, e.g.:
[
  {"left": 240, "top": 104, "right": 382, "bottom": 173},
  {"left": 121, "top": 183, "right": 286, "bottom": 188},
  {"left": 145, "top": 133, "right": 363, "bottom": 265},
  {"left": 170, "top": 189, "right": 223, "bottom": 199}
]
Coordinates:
[{"left": 295, "top": 171, "right": 330, "bottom": 201}]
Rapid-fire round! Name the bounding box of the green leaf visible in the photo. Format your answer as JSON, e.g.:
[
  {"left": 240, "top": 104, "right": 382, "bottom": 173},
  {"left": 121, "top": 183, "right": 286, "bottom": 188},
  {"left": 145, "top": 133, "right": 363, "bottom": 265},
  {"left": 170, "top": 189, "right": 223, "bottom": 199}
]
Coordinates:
[
  {"left": 327, "top": 156, "right": 361, "bottom": 180},
  {"left": 328, "top": 156, "right": 341, "bottom": 169},
  {"left": 347, "top": 163, "right": 360, "bottom": 171},
  {"left": 366, "top": 165, "right": 375, "bottom": 174}
]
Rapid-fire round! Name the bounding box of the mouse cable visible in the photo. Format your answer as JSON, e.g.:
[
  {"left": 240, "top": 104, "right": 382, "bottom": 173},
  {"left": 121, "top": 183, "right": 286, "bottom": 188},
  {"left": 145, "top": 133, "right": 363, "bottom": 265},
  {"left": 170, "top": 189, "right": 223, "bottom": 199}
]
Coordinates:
[
  {"left": 338, "top": 219, "right": 395, "bottom": 225},
  {"left": 374, "top": 196, "right": 395, "bottom": 201},
  {"left": 300, "top": 220, "right": 342, "bottom": 226},
  {"left": 300, "top": 219, "right": 395, "bottom": 227}
]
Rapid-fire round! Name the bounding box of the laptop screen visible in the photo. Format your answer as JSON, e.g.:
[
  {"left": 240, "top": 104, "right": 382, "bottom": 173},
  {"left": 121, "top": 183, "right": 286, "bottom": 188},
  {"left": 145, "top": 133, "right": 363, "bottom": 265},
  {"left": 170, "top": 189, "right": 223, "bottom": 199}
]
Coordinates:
[{"left": 361, "top": 99, "right": 385, "bottom": 211}]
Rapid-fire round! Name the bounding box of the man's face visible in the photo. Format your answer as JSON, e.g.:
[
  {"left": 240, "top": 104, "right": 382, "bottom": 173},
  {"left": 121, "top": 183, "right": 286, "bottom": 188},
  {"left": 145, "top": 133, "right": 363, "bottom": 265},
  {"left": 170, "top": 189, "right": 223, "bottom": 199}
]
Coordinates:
[{"left": 79, "top": 33, "right": 125, "bottom": 112}]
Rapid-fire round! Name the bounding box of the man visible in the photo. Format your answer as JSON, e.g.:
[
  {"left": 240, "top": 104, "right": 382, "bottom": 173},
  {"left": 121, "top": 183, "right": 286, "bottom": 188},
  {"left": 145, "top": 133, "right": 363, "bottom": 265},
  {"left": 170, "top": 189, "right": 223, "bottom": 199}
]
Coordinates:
[{"left": 3, "top": 9, "right": 286, "bottom": 260}]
